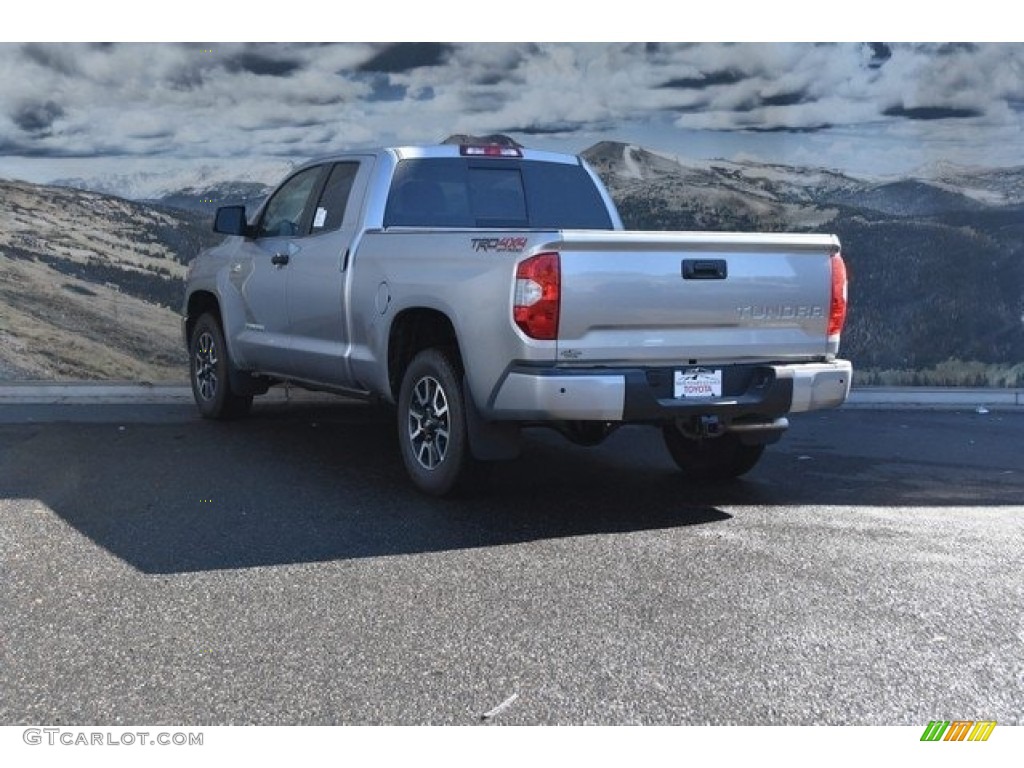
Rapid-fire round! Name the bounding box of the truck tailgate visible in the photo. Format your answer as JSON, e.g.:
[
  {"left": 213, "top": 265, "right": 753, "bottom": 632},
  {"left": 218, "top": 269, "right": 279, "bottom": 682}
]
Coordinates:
[{"left": 550, "top": 231, "right": 841, "bottom": 364}]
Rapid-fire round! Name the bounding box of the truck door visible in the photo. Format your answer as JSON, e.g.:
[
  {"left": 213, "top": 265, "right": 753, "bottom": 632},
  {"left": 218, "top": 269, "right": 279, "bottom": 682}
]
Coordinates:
[
  {"left": 285, "top": 158, "right": 374, "bottom": 385},
  {"left": 233, "top": 165, "right": 324, "bottom": 374}
]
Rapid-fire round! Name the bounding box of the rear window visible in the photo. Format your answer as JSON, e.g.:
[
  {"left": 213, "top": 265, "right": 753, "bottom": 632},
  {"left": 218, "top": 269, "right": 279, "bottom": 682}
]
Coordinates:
[{"left": 384, "top": 158, "right": 614, "bottom": 229}]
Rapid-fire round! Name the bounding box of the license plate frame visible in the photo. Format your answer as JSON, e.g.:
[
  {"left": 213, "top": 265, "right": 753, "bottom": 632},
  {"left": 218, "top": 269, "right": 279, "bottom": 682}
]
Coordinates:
[{"left": 674, "top": 368, "right": 723, "bottom": 399}]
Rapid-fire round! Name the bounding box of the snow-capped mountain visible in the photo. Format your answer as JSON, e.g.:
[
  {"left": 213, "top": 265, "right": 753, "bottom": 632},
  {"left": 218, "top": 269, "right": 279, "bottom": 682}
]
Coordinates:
[
  {"left": 915, "top": 164, "right": 1024, "bottom": 207},
  {"left": 583, "top": 141, "right": 1024, "bottom": 222},
  {"left": 51, "top": 158, "right": 293, "bottom": 211},
  {"left": 582, "top": 141, "right": 868, "bottom": 230}
]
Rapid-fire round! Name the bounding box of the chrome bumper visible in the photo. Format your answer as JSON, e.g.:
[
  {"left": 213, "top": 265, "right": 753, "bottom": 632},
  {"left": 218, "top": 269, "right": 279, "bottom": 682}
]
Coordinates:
[{"left": 487, "top": 360, "right": 852, "bottom": 421}]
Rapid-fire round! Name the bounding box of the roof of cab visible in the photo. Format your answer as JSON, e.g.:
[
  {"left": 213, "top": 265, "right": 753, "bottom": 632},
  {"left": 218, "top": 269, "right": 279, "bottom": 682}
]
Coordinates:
[{"left": 298, "top": 144, "right": 584, "bottom": 170}]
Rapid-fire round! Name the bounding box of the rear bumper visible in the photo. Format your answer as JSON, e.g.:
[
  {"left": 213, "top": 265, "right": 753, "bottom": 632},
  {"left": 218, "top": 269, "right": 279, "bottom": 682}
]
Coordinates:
[{"left": 487, "top": 360, "right": 852, "bottom": 421}]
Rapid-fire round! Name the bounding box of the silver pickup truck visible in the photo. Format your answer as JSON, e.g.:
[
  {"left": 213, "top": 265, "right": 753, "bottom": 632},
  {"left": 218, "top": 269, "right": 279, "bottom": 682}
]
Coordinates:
[{"left": 183, "top": 142, "right": 851, "bottom": 495}]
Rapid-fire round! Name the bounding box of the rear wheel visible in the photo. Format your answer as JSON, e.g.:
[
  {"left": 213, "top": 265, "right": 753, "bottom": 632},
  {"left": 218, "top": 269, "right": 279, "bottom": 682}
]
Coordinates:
[
  {"left": 397, "top": 348, "right": 470, "bottom": 496},
  {"left": 189, "top": 313, "right": 252, "bottom": 420},
  {"left": 662, "top": 426, "right": 764, "bottom": 481}
]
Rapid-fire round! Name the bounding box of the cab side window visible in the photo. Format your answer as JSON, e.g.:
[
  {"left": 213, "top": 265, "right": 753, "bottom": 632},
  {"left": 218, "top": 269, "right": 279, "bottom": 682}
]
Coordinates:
[
  {"left": 257, "top": 166, "right": 321, "bottom": 239},
  {"left": 310, "top": 162, "right": 359, "bottom": 233}
]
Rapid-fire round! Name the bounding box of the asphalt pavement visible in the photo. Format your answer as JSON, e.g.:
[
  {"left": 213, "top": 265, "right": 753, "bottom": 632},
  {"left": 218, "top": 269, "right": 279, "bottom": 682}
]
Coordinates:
[{"left": 0, "top": 397, "right": 1021, "bottom": 725}]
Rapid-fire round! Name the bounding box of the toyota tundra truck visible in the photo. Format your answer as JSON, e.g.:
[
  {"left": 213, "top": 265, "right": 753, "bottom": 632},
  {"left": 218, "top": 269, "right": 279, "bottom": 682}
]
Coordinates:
[{"left": 183, "top": 141, "right": 851, "bottom": 496}]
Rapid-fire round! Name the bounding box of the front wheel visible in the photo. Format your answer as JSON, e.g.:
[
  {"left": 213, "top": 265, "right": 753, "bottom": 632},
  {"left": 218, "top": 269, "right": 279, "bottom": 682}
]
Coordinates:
[
  {"left": 662, "top": 426, "right": 764, "bottom": 482},
  {"left": 397, "top": 348, "right": 470, "bottom": 496},
  {"left": 189, "top": 313, "right": 252, "bottom": 420}
]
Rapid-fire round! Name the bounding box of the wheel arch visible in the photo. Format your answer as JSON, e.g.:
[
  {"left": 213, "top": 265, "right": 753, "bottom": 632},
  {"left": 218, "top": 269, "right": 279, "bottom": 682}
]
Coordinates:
[
  {"left": 386, "top": 306, "right": 521, "bottom": 463},
  {"left": 386, "top": 307, "right": 462, "bottom": 402},
  {"left": 184, "top": 290, "right": 222, "bottom": 346},
  {"left": 185, "top": 290, "right": 268, "bottom": 397}
]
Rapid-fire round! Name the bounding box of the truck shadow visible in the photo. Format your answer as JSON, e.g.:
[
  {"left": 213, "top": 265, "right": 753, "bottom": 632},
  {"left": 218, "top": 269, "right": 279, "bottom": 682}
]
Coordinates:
[
  {"left": 2, "top": 401, "right": 1019, "bottom": 574},
  {"left": 2, "top": 401, "right": 730, "bottom": 574}
]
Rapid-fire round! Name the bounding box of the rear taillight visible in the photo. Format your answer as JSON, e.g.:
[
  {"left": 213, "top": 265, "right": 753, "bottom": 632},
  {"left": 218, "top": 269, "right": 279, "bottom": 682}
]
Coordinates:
[
  {"left": 828, "top": 253, "right": 848, "bottom": 341},
  {"left": 514, "top": 252, "right": 560, "bottom": 340}
]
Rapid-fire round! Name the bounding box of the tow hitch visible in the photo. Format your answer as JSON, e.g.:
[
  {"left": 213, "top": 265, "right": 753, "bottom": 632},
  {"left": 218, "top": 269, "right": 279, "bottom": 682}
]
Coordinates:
[{"left": 677, "top": 415, "right": 725, "bottom": 441}]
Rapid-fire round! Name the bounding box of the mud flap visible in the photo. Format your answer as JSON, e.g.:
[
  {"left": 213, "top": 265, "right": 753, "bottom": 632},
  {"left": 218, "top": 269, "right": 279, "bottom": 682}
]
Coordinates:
[
  {"left": 464, "top": 376, "right": 521, "bottom": 461},
  {"left": 228, "top": 367, "right": 271, "bottom": 397}
]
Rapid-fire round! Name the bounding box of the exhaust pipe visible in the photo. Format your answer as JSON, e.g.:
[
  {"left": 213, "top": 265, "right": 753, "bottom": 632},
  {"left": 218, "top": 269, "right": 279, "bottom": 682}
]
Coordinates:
[
  {"left": 725, "top": 417, "right": 789, "bottom": 446},
  {"left": 726, "top": 417, "right": 789, "bottom": 434},
  {"left": 674, "top": 416, "right": 789, "bottom": 445}
]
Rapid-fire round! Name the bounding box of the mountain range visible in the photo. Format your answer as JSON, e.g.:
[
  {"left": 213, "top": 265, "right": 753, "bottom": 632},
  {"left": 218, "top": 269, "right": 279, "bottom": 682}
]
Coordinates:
[
  {"left": 51, "top": 159, "right": 293, "bottom": 213},
  {"left": 0, "top": 180, "right": 217, "bottom": 379},
  {"left": 1, "top": 141, "right": 1022, "bottom": 380}
]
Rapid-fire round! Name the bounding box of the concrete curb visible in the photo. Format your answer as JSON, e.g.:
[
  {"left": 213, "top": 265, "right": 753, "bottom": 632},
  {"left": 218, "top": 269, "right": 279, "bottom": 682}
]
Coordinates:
[
  {"left": 845, "top": 387, "right": 1024, "bottom": 410},
  {"left": 0, "top": 382, "right": 1022, "bottom": 410},
  {"left": 0, "top": 382, "right": 340, "bottom": 405},
  {"left": 0, "top": 382, "right": 193, "bottom": 405}
]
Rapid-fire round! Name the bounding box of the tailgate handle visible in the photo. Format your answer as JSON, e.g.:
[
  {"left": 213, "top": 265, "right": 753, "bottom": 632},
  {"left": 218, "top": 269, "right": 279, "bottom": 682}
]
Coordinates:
[{"left": 682, "top": 259, "right": 727, "bottom": 280}]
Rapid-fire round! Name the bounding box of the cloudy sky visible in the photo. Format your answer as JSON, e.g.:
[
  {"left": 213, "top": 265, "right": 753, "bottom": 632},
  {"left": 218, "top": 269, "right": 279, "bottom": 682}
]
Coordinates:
[{"left": 2, "top": 41, "right": 1023, "bottom": 190}]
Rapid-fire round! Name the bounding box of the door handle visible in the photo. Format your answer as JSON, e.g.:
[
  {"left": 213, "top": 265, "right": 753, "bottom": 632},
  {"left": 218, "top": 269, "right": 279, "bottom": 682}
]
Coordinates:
[{"left": 271, "top": 253, "right": 290, "bottom": 266}]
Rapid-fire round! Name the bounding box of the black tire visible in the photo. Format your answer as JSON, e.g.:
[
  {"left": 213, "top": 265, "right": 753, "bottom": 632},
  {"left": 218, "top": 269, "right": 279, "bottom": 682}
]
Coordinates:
[
  {"left": 189, "top": 312, "right": 253, "bottom": 420},
  {"left": 662, "top": 425, "right": 764, "bottom": 482},
  {"left": 397, "top": 348, "right": 470, "bottom": 496}
]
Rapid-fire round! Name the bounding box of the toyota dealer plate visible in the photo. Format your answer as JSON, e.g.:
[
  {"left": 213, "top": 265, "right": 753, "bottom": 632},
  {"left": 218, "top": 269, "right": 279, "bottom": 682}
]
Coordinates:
[{"left": 674, "top": 368, "right": 722, "bottom": 399}]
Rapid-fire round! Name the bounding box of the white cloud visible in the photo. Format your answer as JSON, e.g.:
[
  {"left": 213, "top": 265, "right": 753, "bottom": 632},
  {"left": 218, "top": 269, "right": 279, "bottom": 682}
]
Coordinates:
[{"left": 1, "top": 42, "right": 1023, "bottom": 180}]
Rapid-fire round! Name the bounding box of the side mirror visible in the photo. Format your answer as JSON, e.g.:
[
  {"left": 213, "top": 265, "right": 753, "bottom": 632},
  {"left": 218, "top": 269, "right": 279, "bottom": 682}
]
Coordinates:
[{"left": 213, "top": 206, "right": 250, "bottom": 237}]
